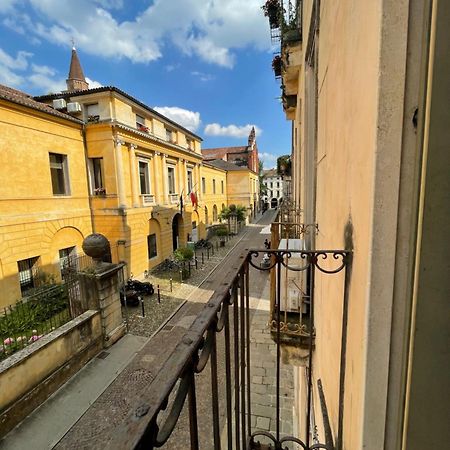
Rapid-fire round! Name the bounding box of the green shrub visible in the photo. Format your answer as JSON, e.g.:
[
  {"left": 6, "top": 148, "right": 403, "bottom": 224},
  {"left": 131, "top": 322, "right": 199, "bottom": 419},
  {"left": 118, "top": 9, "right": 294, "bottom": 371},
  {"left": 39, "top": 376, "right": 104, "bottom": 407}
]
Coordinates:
[
  {"left": 174, "top": 247, "right": 194, "bottom": 262},
  {"left": 215, "top": 227, "right": 228, "bottom": 237}
]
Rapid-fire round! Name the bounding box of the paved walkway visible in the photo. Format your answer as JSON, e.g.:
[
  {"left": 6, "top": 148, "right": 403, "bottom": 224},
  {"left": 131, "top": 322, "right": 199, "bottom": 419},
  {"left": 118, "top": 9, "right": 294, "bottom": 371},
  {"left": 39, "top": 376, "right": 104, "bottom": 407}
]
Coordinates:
[{"left": 1, "top": 210, "right": 296, "bottom": 449}]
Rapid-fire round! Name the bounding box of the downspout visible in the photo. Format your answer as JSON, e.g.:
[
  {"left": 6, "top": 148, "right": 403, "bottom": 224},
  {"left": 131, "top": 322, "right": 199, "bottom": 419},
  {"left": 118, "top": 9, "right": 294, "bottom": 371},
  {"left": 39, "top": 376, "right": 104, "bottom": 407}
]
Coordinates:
[{"left": 82, "top": 124, "right": 96, "bottom": 233}]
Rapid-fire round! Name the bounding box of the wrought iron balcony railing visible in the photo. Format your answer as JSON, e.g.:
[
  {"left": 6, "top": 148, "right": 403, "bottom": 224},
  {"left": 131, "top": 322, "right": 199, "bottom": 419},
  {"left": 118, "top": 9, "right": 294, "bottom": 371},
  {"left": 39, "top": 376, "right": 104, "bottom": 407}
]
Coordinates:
[{"left": 104, "top": 248, "right": 349, "bottom": 450}]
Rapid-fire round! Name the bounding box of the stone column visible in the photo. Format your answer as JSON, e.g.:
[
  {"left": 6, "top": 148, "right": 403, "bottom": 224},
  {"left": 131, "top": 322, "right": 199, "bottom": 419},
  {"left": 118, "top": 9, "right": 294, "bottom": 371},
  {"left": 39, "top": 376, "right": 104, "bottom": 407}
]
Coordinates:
[
  {"left": 114, "top": 137, "right": 127, "bottom": 209},
  {"left": 129, "top": 144, "right": 140, "bottom": 207}
]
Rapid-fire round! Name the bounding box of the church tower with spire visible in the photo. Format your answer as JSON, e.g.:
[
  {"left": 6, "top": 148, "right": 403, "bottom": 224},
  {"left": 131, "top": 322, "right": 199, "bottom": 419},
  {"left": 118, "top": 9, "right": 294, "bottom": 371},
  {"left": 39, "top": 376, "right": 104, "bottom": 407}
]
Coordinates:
[{"left": 66, "top": 46, "right": 89, "bottom": 92}]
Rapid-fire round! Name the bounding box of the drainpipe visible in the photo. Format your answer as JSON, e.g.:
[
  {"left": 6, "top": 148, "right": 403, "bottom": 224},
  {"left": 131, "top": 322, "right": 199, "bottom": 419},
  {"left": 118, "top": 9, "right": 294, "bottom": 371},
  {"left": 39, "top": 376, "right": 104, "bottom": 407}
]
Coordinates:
[{"left": 82, "top": 124, "right": 96, "bottom": 233}]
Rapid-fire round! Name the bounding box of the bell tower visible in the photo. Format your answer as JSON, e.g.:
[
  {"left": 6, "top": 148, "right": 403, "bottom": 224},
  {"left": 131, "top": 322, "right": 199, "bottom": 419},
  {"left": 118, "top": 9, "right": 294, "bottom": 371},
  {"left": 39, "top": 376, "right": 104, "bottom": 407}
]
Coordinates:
[{"left": 66, "top": 46, "right": 89, "bottom": 91}]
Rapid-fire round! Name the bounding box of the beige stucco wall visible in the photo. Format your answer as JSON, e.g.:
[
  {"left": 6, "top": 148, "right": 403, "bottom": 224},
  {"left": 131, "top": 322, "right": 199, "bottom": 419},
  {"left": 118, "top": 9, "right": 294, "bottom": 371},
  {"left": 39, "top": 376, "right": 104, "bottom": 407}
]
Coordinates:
[{"left": 288, "top": 0, "right": 414, "bottom": 447}]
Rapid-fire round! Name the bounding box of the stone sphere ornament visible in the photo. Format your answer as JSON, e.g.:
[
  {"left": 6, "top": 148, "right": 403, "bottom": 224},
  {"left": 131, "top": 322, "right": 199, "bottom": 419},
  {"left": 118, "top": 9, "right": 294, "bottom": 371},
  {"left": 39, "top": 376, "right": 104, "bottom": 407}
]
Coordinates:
[{"left": 82, "top": 233, "right": 110, "bottom": 263}]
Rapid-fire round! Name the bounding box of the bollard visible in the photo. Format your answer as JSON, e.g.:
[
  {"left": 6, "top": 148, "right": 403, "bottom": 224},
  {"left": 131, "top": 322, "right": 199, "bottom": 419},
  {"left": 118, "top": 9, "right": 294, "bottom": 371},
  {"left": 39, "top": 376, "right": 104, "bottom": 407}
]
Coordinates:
[
  {"left": 202, "top": 252, "right": 204, "bottom": 265},
  {"left": 170, "top": 278, "right": 173, "bottom": 292},
  {"left": 140, "top": 296, "right": 145, "bottom": 317},
  {"left": 195, "top": 257, "right": 198, "bottom": 269},
  {"left": 157, "top": 285, "right": 161, "bottom": 304},
  {"left": 180, "top": 269, "right": 183, "bottom": 282},
  {"left": 188, "top": 260, "right": 191, "bottom": 277}
]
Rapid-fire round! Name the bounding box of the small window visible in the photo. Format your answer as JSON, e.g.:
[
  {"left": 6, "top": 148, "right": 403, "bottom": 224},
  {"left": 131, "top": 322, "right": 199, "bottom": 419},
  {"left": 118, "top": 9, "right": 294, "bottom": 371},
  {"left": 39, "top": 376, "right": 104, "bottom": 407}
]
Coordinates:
[
  {"left": 89, "top": 158, "right": 104, "bottom": 195},
  {"left": 49, "top": 153, "right": 69, "bottom": 195},
  {"left": 186, "top": 138, "right": 193, "bottom": 150},
  {"left": 166, "top": 128, "right": 175, "bottom": 143},
  {"left": 213, "top": 179, "right": 216, "bottom": 194},
  {"left": 221, "top": 180, "right": 224, "bottom": 194},
  {"left": 86, "top": 103, "right": 99, "bottom": 122},
  {"left": 167, "top": 166, "right": 176, "bottom": 194},
  {"left": 147, "top": 234, "right": 157, "bottom": 259},
  {"left": 136, "top": 114, "right": 149, "bottom": 132},
  {"left": 59, "top": 246, "right": 76, "bottom": 280},
  {"left": 202, "top": 177, "right": 206, "bottom": 194},
  {"left": 187, "top": 170, "right": 193, "bottom": 193},
  {"left": 17, "top": 256, "right": 40, "bottom": 295},
  {"left": 139, "top": 160, "right": 151, "bottom": 194}
]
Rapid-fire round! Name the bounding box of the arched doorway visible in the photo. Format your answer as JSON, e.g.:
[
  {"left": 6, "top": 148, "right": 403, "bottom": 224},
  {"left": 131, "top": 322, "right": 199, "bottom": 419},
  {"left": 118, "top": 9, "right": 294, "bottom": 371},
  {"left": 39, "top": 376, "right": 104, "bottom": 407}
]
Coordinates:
[
  {"left": 271, "top": 198, "right": 278, "bottom": 208},
  {"left": 172, "top": 213, "right": 183, "bottom": 251}
]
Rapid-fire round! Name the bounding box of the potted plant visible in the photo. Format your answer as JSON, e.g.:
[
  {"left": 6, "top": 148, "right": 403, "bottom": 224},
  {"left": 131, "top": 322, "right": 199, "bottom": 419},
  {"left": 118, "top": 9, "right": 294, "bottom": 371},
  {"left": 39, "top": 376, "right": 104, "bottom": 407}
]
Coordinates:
[
  {"left": 215, "top": 227, "right": 228, "bottom": 247},
  {"left": 272, "top": 55, "right": 282, "bottom": 77},
  {"left": 262, "top": 0, "right": 281, "bottom": 28},
  {"left": 174, "top": 246, "right": 194, "bottom": 279}
]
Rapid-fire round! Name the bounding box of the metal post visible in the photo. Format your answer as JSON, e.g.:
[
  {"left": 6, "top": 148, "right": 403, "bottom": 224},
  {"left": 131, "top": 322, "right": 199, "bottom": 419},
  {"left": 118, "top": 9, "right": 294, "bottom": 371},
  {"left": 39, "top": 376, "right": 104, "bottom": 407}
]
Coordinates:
[
  {"left": 202, "top": 252, "right": 204, "bottom": 265},
  {"left": 140, "top": 296, "right": 145, "bottom": 317},
  {"left": 180, "top": 269, "right": 183, "bottom": 282},
  {"left": 157, "top": 285, "right": 161, "bottom": 304},
  {"left": 207, "top": 247, "right": 210, "bottom": 259},
  {"left": 170, "top": 278, "right": 173, "bottom": 292}
]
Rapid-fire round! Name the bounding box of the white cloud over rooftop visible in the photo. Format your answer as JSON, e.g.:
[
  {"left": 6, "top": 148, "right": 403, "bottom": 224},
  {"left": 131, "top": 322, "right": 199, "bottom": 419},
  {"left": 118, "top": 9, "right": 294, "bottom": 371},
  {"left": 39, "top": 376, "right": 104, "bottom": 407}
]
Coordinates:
[
  {"left": 1, "top": 0, "right": 269, "bottom": 67},
  {"left": 204, "top": 123, "right": 262, "bottom": 139}
]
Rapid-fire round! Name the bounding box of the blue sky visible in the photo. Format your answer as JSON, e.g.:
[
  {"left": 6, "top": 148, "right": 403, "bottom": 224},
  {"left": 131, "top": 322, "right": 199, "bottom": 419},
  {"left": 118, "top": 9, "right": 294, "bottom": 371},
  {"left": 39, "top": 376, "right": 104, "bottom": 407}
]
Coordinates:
[{"left": 0, "top": 0, "right": 291, "bottom": 168}]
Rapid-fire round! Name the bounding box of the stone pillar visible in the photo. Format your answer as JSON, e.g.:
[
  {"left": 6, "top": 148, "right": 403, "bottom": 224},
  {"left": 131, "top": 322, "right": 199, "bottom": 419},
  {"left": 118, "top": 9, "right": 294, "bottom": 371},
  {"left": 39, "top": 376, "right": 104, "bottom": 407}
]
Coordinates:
[
  {"left": 114, "top": 137, "right": 127, "bottom": 208},
  {"left": 129, "top": 144, "right": 140, "bottom": 207},
  {"left": 79, "top": 263, "right": 126, "bottom": 348}
]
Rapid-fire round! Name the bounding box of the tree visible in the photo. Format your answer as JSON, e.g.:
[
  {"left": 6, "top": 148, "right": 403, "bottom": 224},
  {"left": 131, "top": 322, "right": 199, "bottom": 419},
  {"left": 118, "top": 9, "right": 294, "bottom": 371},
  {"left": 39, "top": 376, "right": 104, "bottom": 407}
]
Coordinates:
[
  {"left": 277, "top": 155, "right": 291, "bottom": 176},
  {"left": 219, "top": 204, "right": 246, "bottom": 223}
]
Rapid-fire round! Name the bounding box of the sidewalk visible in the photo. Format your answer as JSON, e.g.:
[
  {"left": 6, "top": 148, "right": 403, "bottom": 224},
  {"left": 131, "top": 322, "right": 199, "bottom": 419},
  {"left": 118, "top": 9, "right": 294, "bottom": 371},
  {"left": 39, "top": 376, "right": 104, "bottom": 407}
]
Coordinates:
[{"left": 0, "top": 333, "right": 149, "bottom": 450}]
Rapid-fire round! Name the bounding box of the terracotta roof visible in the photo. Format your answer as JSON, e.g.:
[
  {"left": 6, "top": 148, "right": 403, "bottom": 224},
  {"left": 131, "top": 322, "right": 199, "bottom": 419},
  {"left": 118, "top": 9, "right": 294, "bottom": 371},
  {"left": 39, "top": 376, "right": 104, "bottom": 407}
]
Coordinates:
[
  {"left": 201, "top": 146, "right": 248, "bottom": 160},
  {"left": 0, "top": 84, "right": 83, "bottom": 124},
  {"left": 207, "top": 159, "right": 250, "bottom": 171},
  {"left": 68, "top": 48, "right": 86, "bottom": 81},
  {"left": 34, "top": 86, "right": 202, "bottom": 141}
]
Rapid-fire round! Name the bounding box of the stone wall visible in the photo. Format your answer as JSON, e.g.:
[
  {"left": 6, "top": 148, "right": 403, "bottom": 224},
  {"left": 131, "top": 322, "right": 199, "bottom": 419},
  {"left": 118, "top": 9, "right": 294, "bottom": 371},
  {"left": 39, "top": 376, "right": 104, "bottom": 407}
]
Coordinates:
[{"left": 0, "top": 310, "right": 102, "bottom": 437}]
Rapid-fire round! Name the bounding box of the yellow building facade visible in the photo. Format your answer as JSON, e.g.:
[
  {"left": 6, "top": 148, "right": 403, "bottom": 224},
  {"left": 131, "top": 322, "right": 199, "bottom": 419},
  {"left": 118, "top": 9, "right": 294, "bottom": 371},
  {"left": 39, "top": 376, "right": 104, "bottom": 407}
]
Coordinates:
[{"left": 0, "top": 85, "right": 92, "bottom": 309}]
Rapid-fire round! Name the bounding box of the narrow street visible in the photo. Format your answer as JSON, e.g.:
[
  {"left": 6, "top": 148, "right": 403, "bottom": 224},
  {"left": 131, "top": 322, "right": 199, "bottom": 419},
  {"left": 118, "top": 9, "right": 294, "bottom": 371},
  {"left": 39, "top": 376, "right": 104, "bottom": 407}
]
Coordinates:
[{"left": 1, "top": 210, "right": 295, "bottom": 449}]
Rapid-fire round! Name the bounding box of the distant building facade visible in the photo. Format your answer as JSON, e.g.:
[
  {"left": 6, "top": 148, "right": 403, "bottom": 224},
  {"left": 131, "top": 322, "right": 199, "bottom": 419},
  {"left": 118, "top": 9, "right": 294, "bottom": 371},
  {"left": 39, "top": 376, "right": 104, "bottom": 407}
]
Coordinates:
[
  {"left": 201, "top": 127, "right": 259, "bottom": 173},
  {"left": 262, "top": 169, "right": 283, "bottom": 208}
]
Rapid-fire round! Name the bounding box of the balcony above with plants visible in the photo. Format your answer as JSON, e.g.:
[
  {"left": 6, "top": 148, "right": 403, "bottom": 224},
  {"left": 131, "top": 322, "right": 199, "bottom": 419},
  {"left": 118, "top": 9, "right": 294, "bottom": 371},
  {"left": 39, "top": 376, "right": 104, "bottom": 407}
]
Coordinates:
[
  {"left": 272, "top": 54, "right": 282, "bottom": 78},
  {"left": 282, "top": 88, "right": 297, "bottom": 120},
  {"left": 262, "top": 0, "right": 282, "bottom": 29}
]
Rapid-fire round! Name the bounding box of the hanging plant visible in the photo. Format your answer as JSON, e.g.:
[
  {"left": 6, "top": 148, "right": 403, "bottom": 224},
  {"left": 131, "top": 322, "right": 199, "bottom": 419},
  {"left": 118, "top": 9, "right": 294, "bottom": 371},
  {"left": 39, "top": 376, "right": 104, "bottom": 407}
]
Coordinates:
[
  {"left": 272, "top": 55, "right": 282, "bottom": 77},
  {"left": 261, "top": 0, "right": 281, "bottom": 28}
]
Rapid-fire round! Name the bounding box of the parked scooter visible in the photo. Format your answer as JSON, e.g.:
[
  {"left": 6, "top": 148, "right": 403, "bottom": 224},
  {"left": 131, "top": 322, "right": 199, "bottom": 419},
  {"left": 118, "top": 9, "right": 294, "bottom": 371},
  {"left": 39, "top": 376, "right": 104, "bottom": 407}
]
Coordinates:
[{"left": 120, "top": 274, "right": 154, "bottom": 306}]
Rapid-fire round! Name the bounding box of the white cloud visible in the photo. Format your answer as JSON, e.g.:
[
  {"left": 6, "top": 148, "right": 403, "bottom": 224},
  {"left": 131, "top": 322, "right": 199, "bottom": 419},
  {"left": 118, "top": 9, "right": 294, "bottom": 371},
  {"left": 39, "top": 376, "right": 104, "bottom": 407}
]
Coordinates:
[
  {"left": 153, "top": 106, "right": 201, "bottom": 132},
  {"left": 259, "top": 152, "right": 278, "bottom": 169},
  {"left": 191, "top": 71, "right": 214, "bottom": 82},
  {"left": 0, "top": 47, "right": 102, "bottom": 94},
  {"left": 86, "top": 77, "right": 103, "bottom": 89},
  {"left": 204, "top": 123, "right": 262, "bottom": 139},
  {"left": 1, "top": 0, "right": 270, "bottom": 67}
]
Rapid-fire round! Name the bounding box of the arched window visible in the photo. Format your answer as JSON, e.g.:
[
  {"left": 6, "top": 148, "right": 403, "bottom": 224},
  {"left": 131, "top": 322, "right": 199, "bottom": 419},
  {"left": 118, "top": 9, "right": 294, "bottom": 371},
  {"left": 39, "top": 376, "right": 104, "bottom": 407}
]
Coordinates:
[
  {"left": 205, "top": 206, "right": 209, "bottom": 225},
  {"left": 213, "top": 205, "right": 218, "bottom": 222}
]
